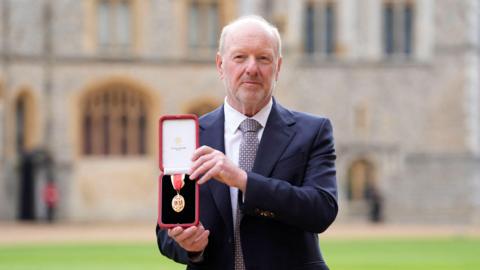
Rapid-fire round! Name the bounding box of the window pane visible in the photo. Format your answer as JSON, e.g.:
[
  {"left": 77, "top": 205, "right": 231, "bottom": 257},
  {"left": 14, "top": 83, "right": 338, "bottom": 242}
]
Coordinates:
[
  {"left": 121, "top": 115, "right": 128, "bottom": 155},
  {"left": 189, "top": 3, "right": 199, "bottom": 48},
  {"left": 102, "top": 114, "right": 110, "bottom": 155},
  {"left": 83, "top": 114, "right": 92, "bottom": 155},
  {"left": 207, "top": 3, "right": 219, "bottom": 49},
  {"left": 325, "top": 3, "right": 336, "bottom": 55},
  {"left": 403, "top": 4, "right": 414, "bottom": 55},
  {"left": 116, "top": 0, "right": 131, "bottom": 48},
  {"left": 383, "top": 3, "right": 395, "bottom": 55},
  {"left": 304, "top": 3, "right": 315, "bottom": 54},
  {"left": 97, "top": 0, "right": 110, "bottom": 48},
  {"left": 139, "top": 113, "right": 146, "bottom": 155}
]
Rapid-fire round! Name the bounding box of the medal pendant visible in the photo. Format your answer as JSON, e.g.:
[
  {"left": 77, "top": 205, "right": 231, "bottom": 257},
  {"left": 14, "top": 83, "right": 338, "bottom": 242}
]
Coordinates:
[{"left": 172, "top": 194, "right": 185, "bottom": 212}]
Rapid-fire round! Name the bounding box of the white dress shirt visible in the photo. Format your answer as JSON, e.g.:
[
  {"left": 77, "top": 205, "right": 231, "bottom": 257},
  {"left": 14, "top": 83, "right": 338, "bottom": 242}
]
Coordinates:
[{"left": 223, "top": 97, "right": 273, "bottom": 226}]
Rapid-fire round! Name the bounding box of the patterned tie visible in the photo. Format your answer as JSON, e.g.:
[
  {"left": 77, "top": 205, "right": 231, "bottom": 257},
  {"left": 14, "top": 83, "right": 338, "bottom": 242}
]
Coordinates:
[{"left": 235, "top": 118, "right": 262, "bottom": 270}]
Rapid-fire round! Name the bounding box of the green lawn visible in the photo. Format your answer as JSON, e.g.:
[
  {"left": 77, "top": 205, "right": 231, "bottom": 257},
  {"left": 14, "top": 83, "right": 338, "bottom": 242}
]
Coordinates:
[
  {"left": 322, "top": 237, "right": 479, "bottom": 270},
  {"left": 0, "top": 237, "right": 478, "bottom": 270}
]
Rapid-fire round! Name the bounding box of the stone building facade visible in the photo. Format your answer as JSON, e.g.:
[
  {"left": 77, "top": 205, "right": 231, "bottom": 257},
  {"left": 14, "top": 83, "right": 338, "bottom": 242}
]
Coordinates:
[{"left": 0, "top": 0, "right": 479, "bottom": 224}]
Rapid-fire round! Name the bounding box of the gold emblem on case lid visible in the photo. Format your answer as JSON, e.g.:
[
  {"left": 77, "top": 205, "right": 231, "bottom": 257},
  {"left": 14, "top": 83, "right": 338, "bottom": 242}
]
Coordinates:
[{"left": 175, "top": 137, "right": 182, "bottom": 145}]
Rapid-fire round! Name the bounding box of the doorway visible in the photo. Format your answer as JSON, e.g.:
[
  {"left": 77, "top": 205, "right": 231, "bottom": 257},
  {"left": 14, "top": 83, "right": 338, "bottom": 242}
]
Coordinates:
[
  {"left": 346, "top": 159, "right": 383, "bottom": 222},
  {"left": 15, "top": 93, "right": 36, "bottom": 220}
]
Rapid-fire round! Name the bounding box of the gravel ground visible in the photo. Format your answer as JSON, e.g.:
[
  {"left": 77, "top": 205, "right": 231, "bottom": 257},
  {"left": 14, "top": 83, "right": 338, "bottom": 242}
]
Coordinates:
[{"left": 0, "top": 222, "right": 478, "bottom": 245}]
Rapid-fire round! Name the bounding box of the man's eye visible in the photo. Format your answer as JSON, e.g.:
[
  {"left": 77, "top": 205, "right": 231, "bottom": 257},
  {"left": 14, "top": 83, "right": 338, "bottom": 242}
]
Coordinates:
[
  {"left": 234, "top": 55, "right": 246, "bottom": 60},
  {"left": 258, "top": 56, "right": 272, "bottom": 63}
]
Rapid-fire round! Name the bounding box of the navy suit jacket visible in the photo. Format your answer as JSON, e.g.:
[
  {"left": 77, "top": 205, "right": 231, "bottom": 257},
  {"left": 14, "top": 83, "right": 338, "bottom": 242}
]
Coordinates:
[{"left": 157, "top": 100, "right": 338, "bottom": 270}]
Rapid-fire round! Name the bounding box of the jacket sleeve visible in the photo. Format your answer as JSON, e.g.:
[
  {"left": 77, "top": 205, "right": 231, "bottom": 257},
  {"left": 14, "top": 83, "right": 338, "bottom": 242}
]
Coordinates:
[
  {"left": 241, "top": 118, "right": 338, "bottom": 233},
  {"left": 156, "top": 224, "right": 189, "bottom": 264}
]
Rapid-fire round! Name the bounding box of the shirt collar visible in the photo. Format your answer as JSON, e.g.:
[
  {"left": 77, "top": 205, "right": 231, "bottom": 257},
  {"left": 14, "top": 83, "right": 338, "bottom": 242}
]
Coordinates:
[{"left": 224, "top": 97, "right": 273, "bottom": 134}]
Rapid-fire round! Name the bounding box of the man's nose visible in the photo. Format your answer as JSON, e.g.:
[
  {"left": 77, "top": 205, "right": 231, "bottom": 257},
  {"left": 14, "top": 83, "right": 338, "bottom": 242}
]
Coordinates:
[{"left": 245, "top": 56, "right": 259, "bottom": 76}]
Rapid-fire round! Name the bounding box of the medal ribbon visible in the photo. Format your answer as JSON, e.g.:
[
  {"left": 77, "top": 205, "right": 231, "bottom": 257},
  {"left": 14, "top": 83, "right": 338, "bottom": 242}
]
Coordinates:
[{"left": 171, "top": 174, "right": 185, "bottom": 192}]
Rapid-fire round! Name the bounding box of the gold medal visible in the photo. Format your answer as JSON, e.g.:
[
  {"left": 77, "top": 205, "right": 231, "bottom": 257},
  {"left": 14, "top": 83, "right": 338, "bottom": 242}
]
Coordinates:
[
  {"left": 172, "top": 194, "right": 185, "bottom": 212},
  {"left": 170, "top": 174, "right": 186, "bottom": 212}
]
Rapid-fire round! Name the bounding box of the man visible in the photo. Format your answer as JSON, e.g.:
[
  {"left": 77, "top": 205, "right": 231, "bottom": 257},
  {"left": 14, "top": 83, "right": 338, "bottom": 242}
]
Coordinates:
[{"left": 157, "top": 15, "right": 338, "bottom": 270}]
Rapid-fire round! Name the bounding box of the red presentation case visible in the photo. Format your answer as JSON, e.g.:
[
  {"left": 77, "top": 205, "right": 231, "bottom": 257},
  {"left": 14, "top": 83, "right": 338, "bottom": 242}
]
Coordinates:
[{"left": 158, "top": 114, "right": 199, "bottom": 228}]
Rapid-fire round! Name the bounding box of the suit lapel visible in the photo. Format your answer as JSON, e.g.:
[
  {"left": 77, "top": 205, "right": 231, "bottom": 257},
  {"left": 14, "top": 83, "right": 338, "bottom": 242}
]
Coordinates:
[
  {"left": 199, "top": 106, "right": 234, "bottom": 235},
  {"left": 198, "top": 101, "right": 295, "bottom": 234},
  {"left": 253, "top": 100, "right": 296, "bottom": 176}
]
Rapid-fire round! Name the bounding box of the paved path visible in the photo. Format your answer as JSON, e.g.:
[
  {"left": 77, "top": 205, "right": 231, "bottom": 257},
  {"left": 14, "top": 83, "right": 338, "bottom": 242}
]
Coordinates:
[{"left": 0, "top": 222, "right": 478, "bottom": 245}]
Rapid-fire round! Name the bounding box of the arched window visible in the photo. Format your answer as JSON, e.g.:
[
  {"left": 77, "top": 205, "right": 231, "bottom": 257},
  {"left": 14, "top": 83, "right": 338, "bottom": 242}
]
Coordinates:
[{"left": 81, "top": 86, "right": 148, "bottom": 156}]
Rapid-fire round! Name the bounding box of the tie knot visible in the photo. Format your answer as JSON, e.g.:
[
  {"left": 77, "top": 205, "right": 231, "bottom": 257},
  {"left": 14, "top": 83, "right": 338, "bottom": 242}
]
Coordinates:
[{"left": 239, "top": 118, "right": 262, "bottom": 133}]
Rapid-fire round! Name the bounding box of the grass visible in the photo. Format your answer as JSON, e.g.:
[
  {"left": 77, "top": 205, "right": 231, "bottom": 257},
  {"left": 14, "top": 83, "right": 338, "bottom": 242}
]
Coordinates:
[
  {"left": 0, "top": 242, "right": 180, "bottom": 270},
  {"left": 322, "top": 237, "right": 480, "bottom": 270},
  {"left": 0, "top": 237, "right": 478, "bottom": 270}
]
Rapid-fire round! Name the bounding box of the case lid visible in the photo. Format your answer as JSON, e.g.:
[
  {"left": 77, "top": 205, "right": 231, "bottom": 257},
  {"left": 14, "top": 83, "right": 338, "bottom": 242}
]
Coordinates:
[{"left": 160, "top": 116, "right": 198, "bottom": 174}]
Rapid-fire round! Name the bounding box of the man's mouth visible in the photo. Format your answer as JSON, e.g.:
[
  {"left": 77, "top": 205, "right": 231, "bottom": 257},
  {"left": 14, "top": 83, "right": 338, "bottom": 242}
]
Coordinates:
[{"left": 242, "top": 81, "right": 262, "bottom": 85}]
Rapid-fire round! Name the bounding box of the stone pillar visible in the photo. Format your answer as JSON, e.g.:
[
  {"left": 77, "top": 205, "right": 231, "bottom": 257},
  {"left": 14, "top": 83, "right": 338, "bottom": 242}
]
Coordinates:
[
  {"left": 0, "top": 98, "right": 3, "bottom": 163},
  {"left": 337, "top": 0, "right": 357, "bottom": 60},
  {"left": 284, "top": 0, "right": 303, "bottom": 56},
  {"left": 472, "top": 165, "right": 480, "bottom": 225},
  {"left": 415, "top": 0, "right": 434, "bottom": 61},
  {"left": 464, "top": 0, "right": 480, "bottom": 155},
  {"left": 238, "top": 0, "right": 263, "bottom": 16},
  {"left": 0, "top": 98, "right": 4, "bottom": 218},
  {"left": 365, "top": 0, "right": 381, "bottom": 61}
]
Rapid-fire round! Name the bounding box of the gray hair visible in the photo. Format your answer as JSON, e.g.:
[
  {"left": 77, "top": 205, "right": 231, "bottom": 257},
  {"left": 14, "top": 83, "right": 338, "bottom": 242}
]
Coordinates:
[{"left": 218, "top": 15, "right": 282, "bottom": 57}]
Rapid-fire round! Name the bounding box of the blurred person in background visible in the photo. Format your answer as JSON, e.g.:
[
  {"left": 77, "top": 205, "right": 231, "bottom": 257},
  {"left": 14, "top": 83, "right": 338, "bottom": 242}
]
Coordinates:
[{"left": 43, "top": 179, "right": 58, "bottom": 222}]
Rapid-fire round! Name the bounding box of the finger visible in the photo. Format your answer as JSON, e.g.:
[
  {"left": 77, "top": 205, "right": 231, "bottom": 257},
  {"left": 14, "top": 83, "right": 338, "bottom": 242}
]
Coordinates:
[
  {"left": 189, "top": 230, "right": 210, "bottom": 251},
  {"left": 178, "top": 226, "right": 207, "bottom": 250},
  {"left": 197, "top": 163, "right": 221, "bottom": 185},
  {"left": 183, "top": 226, "right": 206, "bottom": 248},
  {"left": 188, "top": 224, "right": 206, "bottom": 246},
  {"left": 194, "top": 230, "right": 210, "bottom": 244},
  {"left": 191, "top": 146, "right": 213, "bottom": 162},
  {"left": 190, "top": 156, "right": 219, "bottom": 180},
  {"left": 168, "top": 226, "right": 183, "bottom": 238},
  {"left": 189, "top": 152, "right": 217, "bottom": 179},
  {"left": 175, "top": 226, "right": 198, "bottom": 243},
  {"left": 191, "top": 150, "right": 217, "bottom": 168},
  {"left": 191, "top": 224, "right": 206, "bottom": 239}
]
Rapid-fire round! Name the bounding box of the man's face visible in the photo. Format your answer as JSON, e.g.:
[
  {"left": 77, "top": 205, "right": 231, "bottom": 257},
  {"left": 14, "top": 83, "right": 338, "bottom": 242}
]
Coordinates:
[{"left": 216, "top": 23, "right": 282, "bottom": 114}]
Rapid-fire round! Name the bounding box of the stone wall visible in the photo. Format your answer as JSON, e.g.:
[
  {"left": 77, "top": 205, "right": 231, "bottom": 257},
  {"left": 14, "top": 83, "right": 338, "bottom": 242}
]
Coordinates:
[
  {"left": 7, "top": 0, "right": 45, "bottom": 56},
  {"left": 389, "top": 154, "right": 480, "bottom": 224},
  {"left": 0, "top": 0, "right": 479, "bottom": 223}
]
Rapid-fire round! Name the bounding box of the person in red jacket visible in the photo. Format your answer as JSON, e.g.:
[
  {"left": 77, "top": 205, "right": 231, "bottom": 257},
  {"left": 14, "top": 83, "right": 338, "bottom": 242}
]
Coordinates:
[{"left": 43, "top": 180, "right": 58, "bottom": 222}]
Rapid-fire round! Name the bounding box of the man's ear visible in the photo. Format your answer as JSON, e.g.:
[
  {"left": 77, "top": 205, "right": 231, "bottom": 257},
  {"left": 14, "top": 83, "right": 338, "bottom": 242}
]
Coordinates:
[
  {"left": 275, "top": 56, "right": 283, "bottom": 81},
  {"left": 216, "top": 53, "right": 224, "bottom": 79}
]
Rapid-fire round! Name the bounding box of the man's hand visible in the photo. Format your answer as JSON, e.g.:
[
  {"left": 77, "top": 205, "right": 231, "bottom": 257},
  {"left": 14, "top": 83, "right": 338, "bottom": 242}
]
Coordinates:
[
  {"left": 168, "top": 224, "right": 210, "bottom": 252},
  {"left": 189, "top": 146, "right": 247, "bottom": 191}
]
